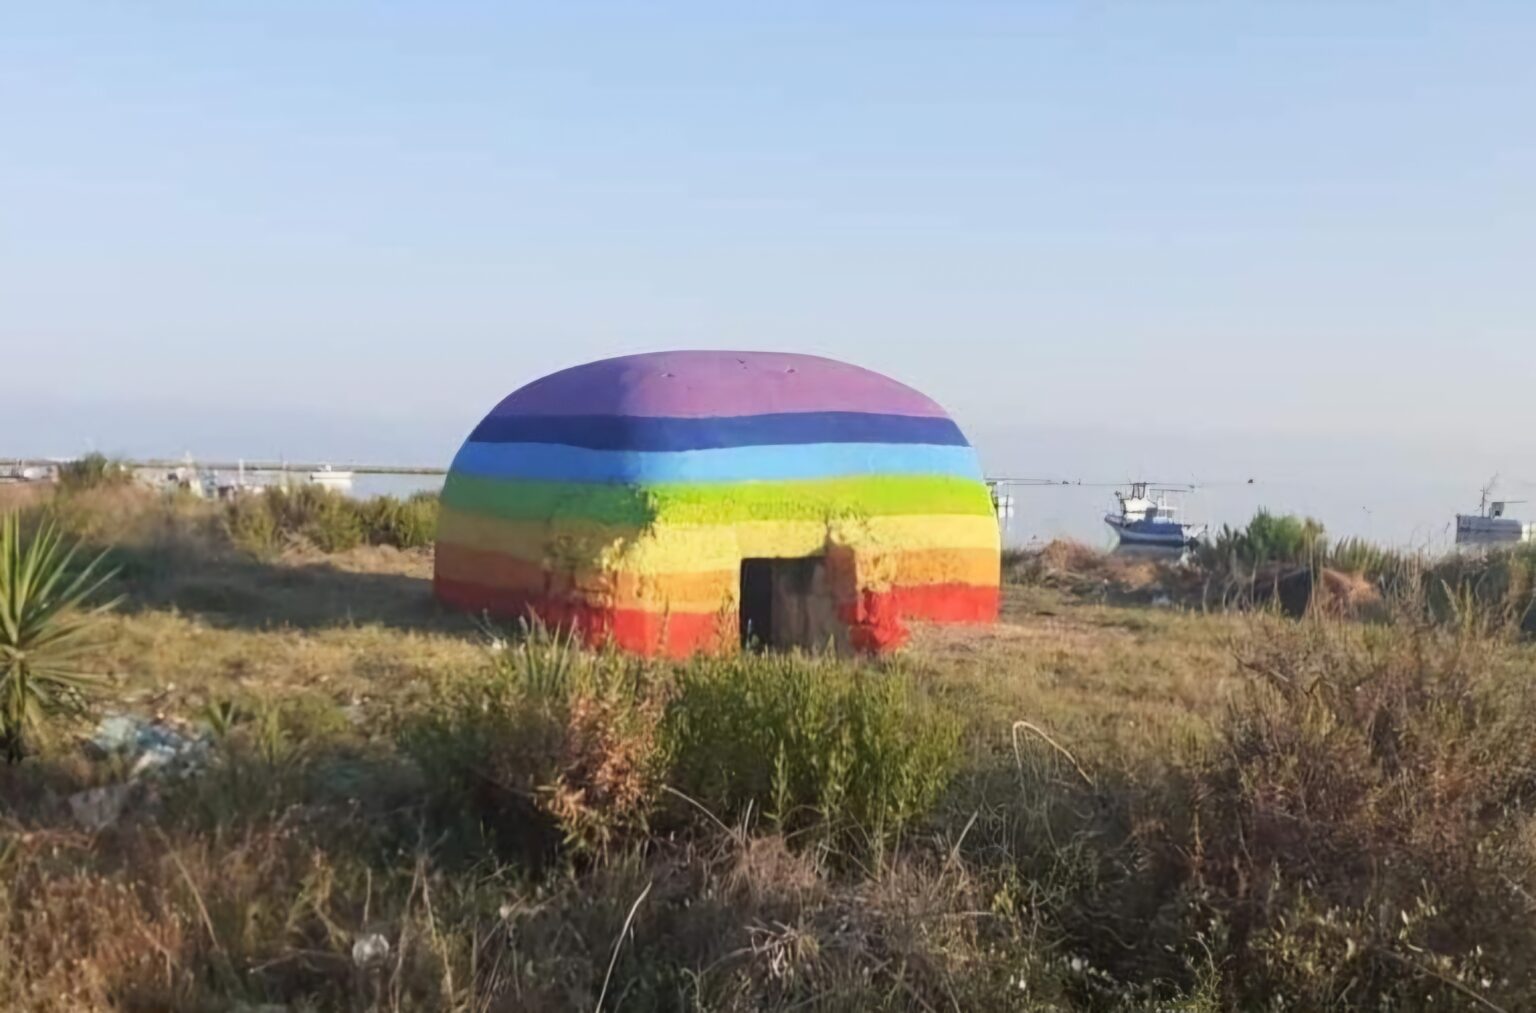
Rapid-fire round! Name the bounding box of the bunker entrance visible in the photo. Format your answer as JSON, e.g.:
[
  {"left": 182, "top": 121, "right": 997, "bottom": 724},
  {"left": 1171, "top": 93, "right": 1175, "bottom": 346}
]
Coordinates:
[{"left": 739, "top": 556, "right": 842, "bottom": 651}]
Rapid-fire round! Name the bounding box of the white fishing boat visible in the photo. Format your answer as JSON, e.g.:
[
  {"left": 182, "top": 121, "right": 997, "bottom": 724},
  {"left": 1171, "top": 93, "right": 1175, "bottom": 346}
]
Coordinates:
[
  {"left": 307, "top": 464, "right": 355, "bottom": 491},
  {"left": 1455, "top": 482, "right": 1532, "bottom": 546},
  {"left": 1105, "top": 482, "right": 1206, "bottom": 548}
]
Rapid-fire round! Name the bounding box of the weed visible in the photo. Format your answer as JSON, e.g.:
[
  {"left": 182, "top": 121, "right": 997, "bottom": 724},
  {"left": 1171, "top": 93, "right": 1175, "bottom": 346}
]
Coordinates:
[
  {"left": 1177, "top": 618, "right": 1536, "bottom": 1008},
  {"left": 224, "top": 494, "right": 282, "bottom": 557},
  {"left": 1198, "top": 510, "right": 1328, "bottom": 576},
  {"left": 664, "top": 652, "right": 960, "bottom": 844},
  {"left": 7, "top": 494, "right": 1536, "bottom": 1009},
  {"left": 261, "top": 486, "right": 365, "bottom": 553},
  {"left": 400, "top": 624, "right": 668, "bottom": 857},
  {"left": 55, "top": 453, "right": 132, "bottom": 493},
  {"left": 358, "top": 492, "right": 438, "bottom": 549}
]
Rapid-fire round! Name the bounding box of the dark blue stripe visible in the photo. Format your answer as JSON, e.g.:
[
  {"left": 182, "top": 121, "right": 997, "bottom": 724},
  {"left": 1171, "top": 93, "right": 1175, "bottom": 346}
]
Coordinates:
[{"left": 467, "top": 411, "right": 969, "bottom": 451}]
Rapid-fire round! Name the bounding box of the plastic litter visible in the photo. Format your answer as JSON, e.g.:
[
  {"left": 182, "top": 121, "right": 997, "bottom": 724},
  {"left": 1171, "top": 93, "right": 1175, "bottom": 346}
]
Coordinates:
[
  {"left": 67, "top": 784, "right": 134, "bottom": 831},
  {"left": 352, "top": 932, "right": 391, "bottom": 968},
  {"left": 68, "top": 713, "right": 213, "bottom": 830},
  {"left": 89, "top": 712, "right": 210, "bottom": 778}
]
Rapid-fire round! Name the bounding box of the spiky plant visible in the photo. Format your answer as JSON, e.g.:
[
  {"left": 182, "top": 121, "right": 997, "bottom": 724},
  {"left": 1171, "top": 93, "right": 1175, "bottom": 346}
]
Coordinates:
[{"left": 0, "top": 512, "right": 118, "bottom": 762}]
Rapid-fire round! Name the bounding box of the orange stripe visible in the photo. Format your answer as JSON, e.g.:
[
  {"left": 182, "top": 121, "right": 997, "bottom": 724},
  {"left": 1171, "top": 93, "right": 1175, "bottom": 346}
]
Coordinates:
[
  {"left": 434, "top": 577, "right": 728, "bottom": 657},
  {"left": 853, "top": 546, "right": 999, "bottom": 589}
]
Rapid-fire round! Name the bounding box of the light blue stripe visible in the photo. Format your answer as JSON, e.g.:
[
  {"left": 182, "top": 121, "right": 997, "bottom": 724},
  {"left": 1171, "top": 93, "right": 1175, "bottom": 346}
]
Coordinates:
[{"left": 449, "top": 441, "right": 983, "bottom": 484}]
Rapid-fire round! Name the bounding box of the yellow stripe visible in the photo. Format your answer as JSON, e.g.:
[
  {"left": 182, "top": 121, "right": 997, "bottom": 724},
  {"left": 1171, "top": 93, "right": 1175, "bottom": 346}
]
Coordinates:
[{"left": 436, "top": 506, "right": 999, "bottom": 576}]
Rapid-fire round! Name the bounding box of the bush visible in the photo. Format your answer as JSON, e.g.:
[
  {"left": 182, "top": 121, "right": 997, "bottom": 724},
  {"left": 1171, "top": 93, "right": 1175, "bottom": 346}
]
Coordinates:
[
  {"left": 1203, "top": 510, "right": 1327, "bottom": 570},
  {"left": 1179, "top": 620, "right": 1536, "bottom": 1007},
  {"left": 664, "top": 652, "right": 960, "bottom": 842},
  {"left": 1323, "top": 536, "right": 1411, "bottom": 582},
  {"left": 224, "top": 488, "right": 436, "bottom": 557},
  {"left": 399, "top": 627, "right": 667, "bottom": 856},
  {"left": 253, "top": 486, "right": 364, "bottom": 554},
  {"left": 55, "top": 453, "right": 132, "bottom": 493},
  {"left": 402, "top": 631, "right": 959, "bottom": 857},
  {"left": 223, "top": 495, "right": 280, "bottom": 557},
  {"left": 1420, "top": 544, "right": 1536, "bottom": 635},
  {"left": 358, "top": 492, "right": 438, "bottom": 549}
]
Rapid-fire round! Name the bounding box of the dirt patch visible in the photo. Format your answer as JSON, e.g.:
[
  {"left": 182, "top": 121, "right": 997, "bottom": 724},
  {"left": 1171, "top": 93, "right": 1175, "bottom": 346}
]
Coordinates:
[
  {"left": 284, "top": 542, "right": 434, "bottom": 578},
  {"left": 1005, "top": 539, "right": 1196, "bottom": 603},
  {"left": 1252, "top": 565, "right": 1385, "bottom": 619}
]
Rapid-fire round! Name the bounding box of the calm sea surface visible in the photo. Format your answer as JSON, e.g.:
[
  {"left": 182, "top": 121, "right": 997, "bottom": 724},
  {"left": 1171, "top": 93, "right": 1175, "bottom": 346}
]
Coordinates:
[{"left": 351, "top": 472, "right": 1490, "bottom": 554}]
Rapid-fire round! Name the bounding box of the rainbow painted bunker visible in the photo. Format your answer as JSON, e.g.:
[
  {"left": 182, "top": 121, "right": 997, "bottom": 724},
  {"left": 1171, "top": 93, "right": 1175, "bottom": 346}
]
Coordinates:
[{"left": 434, "top": 351, "right": 999, "bottom": 656}]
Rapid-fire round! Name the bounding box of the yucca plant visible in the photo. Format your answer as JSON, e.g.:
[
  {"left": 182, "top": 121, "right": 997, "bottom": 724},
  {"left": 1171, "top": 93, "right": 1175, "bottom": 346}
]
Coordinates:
[{"left": 0, "top": 512, "right": 119, "bottom": 762}]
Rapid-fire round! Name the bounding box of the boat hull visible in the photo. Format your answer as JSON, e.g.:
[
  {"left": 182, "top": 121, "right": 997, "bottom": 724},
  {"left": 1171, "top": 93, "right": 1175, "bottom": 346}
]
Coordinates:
[
  {"left": 1455, "top": 515, "right": 1533, "bottom": 546},
  {"left": 1105, "top": 515, "right": 1204, "bottom": 548},
  {"left": 308, "top": 471, "right": 355, "bottom": 490}
]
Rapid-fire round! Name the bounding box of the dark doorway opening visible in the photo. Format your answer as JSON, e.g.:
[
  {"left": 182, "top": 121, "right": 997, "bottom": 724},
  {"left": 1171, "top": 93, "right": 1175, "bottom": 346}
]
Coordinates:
[
  {"left": 739, "top": 556, "right": 837, "bottom": 651},
  {"left": 739, "top": 558, "right": 777, "bottom": 649}
]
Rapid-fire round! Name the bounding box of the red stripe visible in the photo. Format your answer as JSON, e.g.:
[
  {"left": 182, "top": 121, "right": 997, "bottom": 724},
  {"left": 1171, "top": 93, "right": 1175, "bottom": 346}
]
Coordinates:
[
  {"left": 435, "top": 576, "right": 997, "bottom": 658},
  {"left": 834, "top": 583, "right": 999, "bottom": 652},
  {"left": 887, "top": 582, "right": 1000, "bottom": 623}
]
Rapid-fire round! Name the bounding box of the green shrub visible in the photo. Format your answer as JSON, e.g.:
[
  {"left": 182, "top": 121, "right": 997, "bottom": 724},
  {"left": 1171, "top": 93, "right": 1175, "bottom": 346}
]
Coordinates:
[
  {"left": 399, "top": 626, "right": 667, "bottom": 856},
  {"left": 1324, "top": 536, "right": 1411, "bottom": 581},
  {"left": 259, "top": 485, "right": 364, "bottom": 553},
  {"left": 223, "top": 495, "right": 280, "bottom": 557},
  {"left": 227, "top": 489, "right": 436, "bottom": 557},
  {"left": 1421, "top": 544, "right": 1536, "bottom": 634},
  {"left": 0, "top": 513, "right": 118, "bottom": 761},
  {"left": 1180, "top": 620, "right": 1536, "bottom": 1007},
  {"left": 1204, "top": 510, "right": 1327, "bottom": 570},
  {"left": 663, "top": 652, "right": 960, "bottom": 841},
  {"left": 358, "top": 495, "right": 403, "bottom": 547},
  {"left": 394, "top": 491, "right": 439, "bottom": 548},
  {"left": 402, "top": 633, "right": 958, "bottom": 856},
  {"left": 55, "top": 452, "right": 132, "bottom": 493},
  {"left": 358, "top": 492, "right": 438, "bottom": 549}
]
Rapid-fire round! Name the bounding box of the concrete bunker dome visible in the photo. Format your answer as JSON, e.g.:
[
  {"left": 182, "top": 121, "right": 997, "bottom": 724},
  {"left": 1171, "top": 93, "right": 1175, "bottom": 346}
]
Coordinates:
[{"left": 434, "top": 350, "right": 1000, "bottom": 656}]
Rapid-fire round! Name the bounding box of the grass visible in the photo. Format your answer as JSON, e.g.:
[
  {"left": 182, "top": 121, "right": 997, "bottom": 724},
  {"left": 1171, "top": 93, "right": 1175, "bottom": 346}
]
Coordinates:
[
  {"left": 4, "top": 491, "right": 1536, "bottom": 1008},
  {"left": 54, "top": 453, "right": 133, "bottom": 494}
]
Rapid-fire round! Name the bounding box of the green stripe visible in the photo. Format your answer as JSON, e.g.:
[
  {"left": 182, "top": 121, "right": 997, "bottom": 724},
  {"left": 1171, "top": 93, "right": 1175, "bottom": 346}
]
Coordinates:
[{"left": 441, "top": 473, "right": 994, "bottom": 526}]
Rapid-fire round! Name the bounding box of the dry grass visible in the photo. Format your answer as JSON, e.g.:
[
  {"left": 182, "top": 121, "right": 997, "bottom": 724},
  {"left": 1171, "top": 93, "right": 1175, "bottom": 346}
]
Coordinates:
[
  {"left": 1003, "top": 539, "right": 1198, "bottom": 607},
  {"left": 911, "top": 586, "right": 1246, "bottom": 769},
  {"left": 5, "top": 492, "right": 1536, "bottom": 1009},
  {"left": 0, "top": 484, "right": 51, "bottom": 515}
]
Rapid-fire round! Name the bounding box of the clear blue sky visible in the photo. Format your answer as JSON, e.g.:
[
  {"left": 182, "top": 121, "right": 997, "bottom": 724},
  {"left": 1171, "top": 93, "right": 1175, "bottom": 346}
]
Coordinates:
[{"left": 4, "top": 3, "right": 1533, "bottom": 541}]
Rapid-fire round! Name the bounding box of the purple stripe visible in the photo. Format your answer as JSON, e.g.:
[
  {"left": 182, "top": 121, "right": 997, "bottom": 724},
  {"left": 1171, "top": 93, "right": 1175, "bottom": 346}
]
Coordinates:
[{"left": 489, "top": 350, "right": 948, "bottom": 419}]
